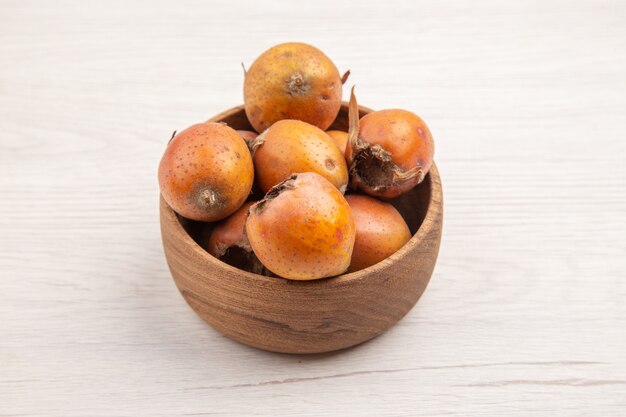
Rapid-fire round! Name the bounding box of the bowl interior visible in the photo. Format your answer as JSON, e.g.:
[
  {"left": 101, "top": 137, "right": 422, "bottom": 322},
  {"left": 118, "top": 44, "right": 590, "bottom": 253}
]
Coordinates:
[{"left": 177, "top": 105, "right": 432, "bottom": 269}]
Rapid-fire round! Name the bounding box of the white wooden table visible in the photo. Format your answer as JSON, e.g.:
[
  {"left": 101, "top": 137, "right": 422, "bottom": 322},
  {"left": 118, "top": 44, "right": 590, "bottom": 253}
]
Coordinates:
[{"left": 2, "top": 1, "right": 625, "bottom": 415}]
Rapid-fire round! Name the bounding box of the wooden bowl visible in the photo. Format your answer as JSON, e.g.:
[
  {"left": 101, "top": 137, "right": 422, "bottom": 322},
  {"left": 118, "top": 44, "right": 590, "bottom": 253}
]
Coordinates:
[{"left": 160, "top": 103, "right": 443, "bottom": 354}]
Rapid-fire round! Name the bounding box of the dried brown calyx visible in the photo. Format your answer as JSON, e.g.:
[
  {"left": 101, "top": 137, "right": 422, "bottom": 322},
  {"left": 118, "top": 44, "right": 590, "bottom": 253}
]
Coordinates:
[
  {"left": 194, "top": 185, "right": 226, "bottom": 213},
  {"left": 348, "top": 142, "right": 397, "bottom": 192},
  {"left": 286, "top": 72, "right": 311, "bottom": 96},
  {"left": 251, "top": 174, "right": 297, "bottom": 215},
  {"left": 345, "top": 87, "right": 424, "bottom": 198},
  {"left": 207, "top": 201, "right": 272, "bottom": 276},
  {"left": 212, "top": 236, "right": 271, "bottom": 276}
]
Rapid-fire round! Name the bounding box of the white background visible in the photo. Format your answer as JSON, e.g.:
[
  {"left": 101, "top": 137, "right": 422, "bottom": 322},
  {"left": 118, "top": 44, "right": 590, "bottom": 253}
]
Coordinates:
[{"left": 1, "top": 0, "right": 625, "bottom": 415}]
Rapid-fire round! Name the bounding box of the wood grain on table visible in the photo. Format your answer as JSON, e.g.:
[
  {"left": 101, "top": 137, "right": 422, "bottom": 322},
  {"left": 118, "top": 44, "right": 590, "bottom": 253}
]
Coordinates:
[{"left": 1, "top": 0, "right": 625, "bottom": 415}]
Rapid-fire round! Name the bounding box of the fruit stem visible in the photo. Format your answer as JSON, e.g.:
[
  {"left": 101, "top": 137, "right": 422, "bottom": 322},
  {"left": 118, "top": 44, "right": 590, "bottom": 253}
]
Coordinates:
[
  {"left": 168, "top": 130, "right": 177, "bottom": 145},
  {"left": 341, "top": 70, "right": 351, "bottom": 85},
  {"left": 346, "top": 86, "right": 360, "bottom": 163}
]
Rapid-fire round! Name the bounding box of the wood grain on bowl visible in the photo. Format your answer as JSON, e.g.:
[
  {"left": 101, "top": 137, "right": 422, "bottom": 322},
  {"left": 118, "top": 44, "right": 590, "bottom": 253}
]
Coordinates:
[{"left": 161, "top": 103, "right": 443, "bottom": 354}]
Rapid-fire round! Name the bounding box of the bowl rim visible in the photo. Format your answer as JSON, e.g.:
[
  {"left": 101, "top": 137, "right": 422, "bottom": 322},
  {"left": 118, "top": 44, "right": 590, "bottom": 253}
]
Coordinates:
[{"left": 161, "top": 104, "right": 442, "bottom": 287}]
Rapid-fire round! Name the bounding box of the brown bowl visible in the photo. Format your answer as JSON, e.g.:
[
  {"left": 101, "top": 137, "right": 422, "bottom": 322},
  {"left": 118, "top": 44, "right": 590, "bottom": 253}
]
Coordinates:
[{"left": 160, "top": 103, "right": 443, "bottom": 354}]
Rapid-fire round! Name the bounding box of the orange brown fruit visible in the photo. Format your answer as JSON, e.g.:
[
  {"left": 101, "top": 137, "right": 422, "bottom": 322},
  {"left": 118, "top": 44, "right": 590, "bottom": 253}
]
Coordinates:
[
  {"left": 158, "top": 123, "right": 254, "bottom": 221},
  {"left": 244, "top": 42, "right": 346, "bottom": 132},
  {"left": 345, "top": 194, "right": 411, "bottom": 272},
  {"left": 346, "top": 88, "right": 434, "bottom": 198},
  {"left": 326, "top": 130, "right": 349, "bottom": 154},
  {"left": 251, "top": 119, "right": 348, "bottom": 194},
  {"left": 245, "top": 172, "right": 355, "bottom": 280}
]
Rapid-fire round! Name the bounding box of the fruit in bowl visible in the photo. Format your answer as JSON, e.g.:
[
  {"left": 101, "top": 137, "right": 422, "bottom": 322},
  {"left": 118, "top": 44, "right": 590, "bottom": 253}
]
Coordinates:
[
  {"left": 158, "top": 43, "right": 443, "bottom": 353},
  {"left": 250, "top": 119, "right": 349, "bottom": 194},
  {"left": 246, "top": 172, "right": 356, "bottom": 280},
  {"left": 158, "top": 123, "right": 254, "bottom": 222}
]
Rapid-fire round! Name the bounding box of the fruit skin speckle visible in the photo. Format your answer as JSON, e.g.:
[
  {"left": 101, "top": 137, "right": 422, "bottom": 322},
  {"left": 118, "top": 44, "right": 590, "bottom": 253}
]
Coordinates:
[
  {"left": 158, "top": 122, "right": 254, "bottom": 222},
  {"left": 244, "top": 42, "right": 344, "bottom": 132},
  {"left": 345, "top": 194, "right": 411, "bottom": 272},
  {"left": 245, "top": 172, "right": 355, "bottom": 280}
]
